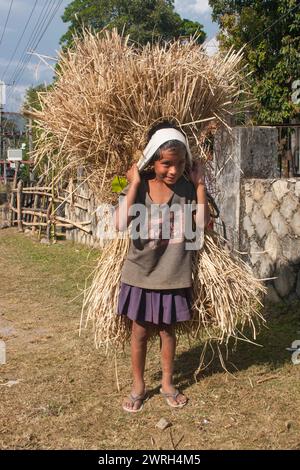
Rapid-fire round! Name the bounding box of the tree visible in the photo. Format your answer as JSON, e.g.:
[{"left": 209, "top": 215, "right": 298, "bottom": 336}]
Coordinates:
[
  {"left": 209, "top": 0, "right": 300, "bottom": 124},
  {"left": 22, "top": 84, "right": 53, "bottom": 162},
  {"left": 23, "top": 84, "right": 50, "bottom": 112},
  {"left": 60, "top": 0, "right": 206, "bottom": 48}
]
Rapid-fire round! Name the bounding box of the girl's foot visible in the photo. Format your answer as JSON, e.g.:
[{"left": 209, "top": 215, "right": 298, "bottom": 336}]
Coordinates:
[
  {"left": 122, "top": 388, "right": 147, "bottom": 413},
  {"left": 160, "top": 386, "right": 188, "bottom": 408}
]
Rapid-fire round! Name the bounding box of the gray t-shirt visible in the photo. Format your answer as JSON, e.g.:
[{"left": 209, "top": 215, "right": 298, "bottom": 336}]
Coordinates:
[{"left": 119, "top": 174, "right": 197, "bottom": 289}]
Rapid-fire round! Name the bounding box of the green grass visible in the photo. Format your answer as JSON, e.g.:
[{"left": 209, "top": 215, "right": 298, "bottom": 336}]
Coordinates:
[{"left": 0, "top": 231, "right": 99, "bottom": 303}]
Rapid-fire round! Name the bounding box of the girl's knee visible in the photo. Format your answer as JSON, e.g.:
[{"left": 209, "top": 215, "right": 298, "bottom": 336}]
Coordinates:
[
  {"left": 132, "top": 321, "right": 149, "bottom": 342},
  {"left": 159, "top": 324, "right": 175, "bottom": 339}
]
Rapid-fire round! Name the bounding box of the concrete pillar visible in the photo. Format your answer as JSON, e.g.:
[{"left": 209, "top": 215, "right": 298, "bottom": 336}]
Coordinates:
[{"left": 214, "top": 126, "right": 279, "bottom": 248}]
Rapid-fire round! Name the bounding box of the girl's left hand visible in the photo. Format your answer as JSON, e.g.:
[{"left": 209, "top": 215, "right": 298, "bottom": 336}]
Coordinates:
[{"left": 189, "top": 160, "right": 206, "bottom": 188}]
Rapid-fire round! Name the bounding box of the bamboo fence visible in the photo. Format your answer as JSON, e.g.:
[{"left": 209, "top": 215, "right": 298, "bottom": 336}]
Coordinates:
[{"left": 9, "top": 174, "right": 93, "bottom": 241}]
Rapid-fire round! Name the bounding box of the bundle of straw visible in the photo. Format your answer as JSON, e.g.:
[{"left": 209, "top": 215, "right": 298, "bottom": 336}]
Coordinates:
[
  {"left": 27, "top": 30, "right": 264, "bottom": 353},
  {"left": 29, "top": 29, "right": 249, "bottom": 203}
]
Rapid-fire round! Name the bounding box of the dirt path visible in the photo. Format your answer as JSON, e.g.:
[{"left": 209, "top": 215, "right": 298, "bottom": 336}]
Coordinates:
[{"left": 0, "top": 228, "right": 299, "bottom": 450}]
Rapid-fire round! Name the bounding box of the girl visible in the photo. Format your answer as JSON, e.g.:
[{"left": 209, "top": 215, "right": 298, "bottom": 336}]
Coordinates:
[{"left": 114, "top": 123, "right": 210, "bottom": 412}]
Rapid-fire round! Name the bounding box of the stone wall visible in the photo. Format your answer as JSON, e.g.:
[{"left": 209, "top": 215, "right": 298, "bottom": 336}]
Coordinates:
[
  {"left": 214, "top": 126, "right": 300, "bottom": 303},
  {"left": 241, "top": 178, "right": 300, "bottom": 303}
]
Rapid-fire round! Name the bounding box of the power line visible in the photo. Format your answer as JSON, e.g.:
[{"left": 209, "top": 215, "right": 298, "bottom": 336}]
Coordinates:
[
  {"left": 6, "top": 0, "right": 54, "bottom": 87},
  {"left": 6, "top": 0, "right": 62, "bottom": 101},
  {"left": 0, "top": 0, "right": 14, "bottom": 48},
  {"left": 6, "top": 0, "right": 54, "bottom": 88},
  {"left": 8, "top": 0, "right": 64, "bottom": 99},
  {"left": 1, "top": 0, "right": 39, "bottom": 81}
]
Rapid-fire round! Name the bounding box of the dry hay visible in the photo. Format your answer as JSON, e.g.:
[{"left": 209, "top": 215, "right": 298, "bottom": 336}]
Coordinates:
[
  {"left": 25, "top": 29, "right": 264, "bottom": 354},
  {"left": 28, "top": 29, "right": 249, "bottom": 203}
]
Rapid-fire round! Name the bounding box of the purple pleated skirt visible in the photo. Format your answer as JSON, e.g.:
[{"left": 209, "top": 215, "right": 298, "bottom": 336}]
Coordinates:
[{"left": 117, "top": 282, "right": 193, "bottom": 325}]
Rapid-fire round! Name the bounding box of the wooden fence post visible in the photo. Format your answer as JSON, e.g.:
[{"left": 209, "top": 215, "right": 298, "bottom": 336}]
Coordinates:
[
  {"left": 46, "top": 200, "right": 52, "bottom": 242},
  {"left": 17, "top": 180, "right": 23, "bottom": 232},
  {"left": 31, "top": 175, "right": 44, "bottom": 235}
]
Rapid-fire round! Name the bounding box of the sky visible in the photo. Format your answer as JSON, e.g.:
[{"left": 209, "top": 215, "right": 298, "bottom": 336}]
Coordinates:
[{"left": 0, "top": 0, "right": 219, "bottom": 112}]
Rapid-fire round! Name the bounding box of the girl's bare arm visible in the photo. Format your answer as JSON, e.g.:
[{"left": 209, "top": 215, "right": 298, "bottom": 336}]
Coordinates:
[
  {"left": 195, "top": 184, "right": 210, "bottom": 229},
  {"left": 189, "top": 160, "right": 210, "bottom": 229}
]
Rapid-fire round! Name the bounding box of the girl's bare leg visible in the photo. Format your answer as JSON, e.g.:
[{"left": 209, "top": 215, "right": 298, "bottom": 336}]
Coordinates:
[
  {"left": 159, "top": 324, "right": 187, "bottom": 406},
  {"left": 123, "top": 320, "right": 148, "bottom": 411}
]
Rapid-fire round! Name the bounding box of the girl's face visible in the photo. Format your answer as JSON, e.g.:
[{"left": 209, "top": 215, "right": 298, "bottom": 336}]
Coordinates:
[{"left": 154, "top": 147, "right": 186, "bottom": 185}]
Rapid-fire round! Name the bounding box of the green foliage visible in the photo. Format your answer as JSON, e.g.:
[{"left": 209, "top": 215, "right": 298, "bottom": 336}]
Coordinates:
[
  {"left": 23, "top": 84, "right": 51, "bottom": 144},
  {"left": 178, "top": 18, "right": 206, "bottom": 42},
  {"left": 60, "top": 0, "right": 206, "bottom": 48},
  {"left": 23, "top": 84, "right": 51, "bottom": 112},
  {"left": 209, "top": 0, "right": 300, "bottom": 124},
  {"left": 22, "top": 84, "right": 54, "bottom": 177},
  {"left": 19, "top": 164, "right": 30, "bottom": 183},
  {"left": 111, "top": 175, "right": 128, "bottom": 193}
]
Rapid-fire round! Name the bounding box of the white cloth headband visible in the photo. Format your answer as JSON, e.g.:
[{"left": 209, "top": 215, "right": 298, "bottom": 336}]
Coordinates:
[{"left": 137, "top": 128, "right": 193, "bottom": 171}]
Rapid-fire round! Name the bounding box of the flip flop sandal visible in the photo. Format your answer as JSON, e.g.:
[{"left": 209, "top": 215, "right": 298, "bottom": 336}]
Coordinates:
[
  {"left": 122, "top": 392, "right": 148, "bottom": 413},
  {"left": 160, "top": 388, "right": 188, "bottom": 409}
]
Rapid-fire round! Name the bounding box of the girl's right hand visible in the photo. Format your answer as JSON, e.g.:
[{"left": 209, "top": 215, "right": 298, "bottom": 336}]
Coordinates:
[{"left": 126, "top": 163, "right": 141, "bottom": 187}]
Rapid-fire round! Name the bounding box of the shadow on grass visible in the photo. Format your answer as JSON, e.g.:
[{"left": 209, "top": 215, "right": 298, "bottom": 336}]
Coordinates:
[{"left": 170, "top": 302, "right": 300, "bottom": 391}]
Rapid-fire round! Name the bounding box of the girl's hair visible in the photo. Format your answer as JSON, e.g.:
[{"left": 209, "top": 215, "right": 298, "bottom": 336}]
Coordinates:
[{"left": 144, "top": 121, "right": 190, "bottom": 174}]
